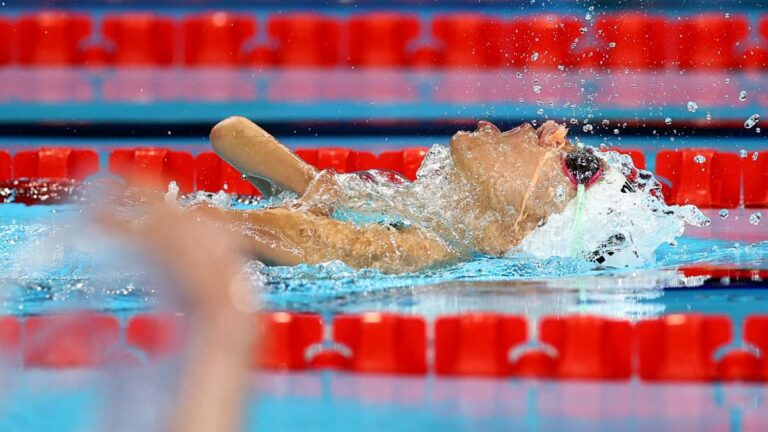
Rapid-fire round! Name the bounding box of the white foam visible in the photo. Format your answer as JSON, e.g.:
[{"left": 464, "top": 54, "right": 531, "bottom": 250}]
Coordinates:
[{"left": 518, "top": 153, "right": 709, "bottom": 267}]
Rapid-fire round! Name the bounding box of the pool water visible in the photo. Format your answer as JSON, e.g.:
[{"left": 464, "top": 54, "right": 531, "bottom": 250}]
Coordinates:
[{"left": 1, "top": 139, "right": 767, "bottom": 432}]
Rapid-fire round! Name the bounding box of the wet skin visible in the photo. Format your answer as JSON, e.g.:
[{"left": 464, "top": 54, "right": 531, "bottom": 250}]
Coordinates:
[{"left": 200, "top": 117, "right": 579, "bottom": 273}]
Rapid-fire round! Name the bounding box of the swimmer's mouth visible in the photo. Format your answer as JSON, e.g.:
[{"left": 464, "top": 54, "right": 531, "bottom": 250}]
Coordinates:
[{"left": 562, "top": 149, "right": 603, "bottom": 189}]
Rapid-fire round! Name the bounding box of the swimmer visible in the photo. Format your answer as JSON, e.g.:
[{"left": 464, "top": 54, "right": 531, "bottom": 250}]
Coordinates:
[{"left": 192, "top": 116, "right": 639, "bottom": 274}]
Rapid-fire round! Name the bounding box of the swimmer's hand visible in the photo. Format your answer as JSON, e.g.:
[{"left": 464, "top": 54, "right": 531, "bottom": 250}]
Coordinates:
[{"left": 94, "top": 203, "right": 255, "bottom": 432}]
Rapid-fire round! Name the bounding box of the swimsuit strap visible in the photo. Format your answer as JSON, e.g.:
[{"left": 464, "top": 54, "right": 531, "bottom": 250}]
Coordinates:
[{"left": 511, "top": 149, "right": 555, "bottom": 235}]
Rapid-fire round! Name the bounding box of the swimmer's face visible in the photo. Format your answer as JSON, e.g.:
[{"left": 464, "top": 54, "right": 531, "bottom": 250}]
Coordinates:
[{"left": 450, "top": 120, "right": 578, "bottom": 220}]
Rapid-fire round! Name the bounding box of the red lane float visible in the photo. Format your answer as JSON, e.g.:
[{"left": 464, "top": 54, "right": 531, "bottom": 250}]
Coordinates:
[
  {"left": 256, "top": 312, "right": 324, "bottom": 370},
  {"left": 126, "top": 313, "right": 186, "bottom": 361},
  {"left": 0, "top": 317, "right": 21, "bottom": 360},
  {"left": 13, "top": 148, "right": 99, "bottom": 180},
  {"left": 183, "top": 13, "right": 256, "bottom": 66},
  {"left": 17, "top": 11, "right": 92, "bottom": 66},
  {"left": 23, "top": 313, "right": 121, "bottom": 367},
  {"left": 540, "top": 316, "right": 634, "bottom": 379},
  {"left": 109, "top": 148, "right": 194, "bottom": 192},
  {"left": 333, "top": 313, "right": 427, "bottom": 374},
  {"left": 675, "top": 14, "right": 749, "bottom": 71},
  {"left": 637, "top": 314, "right": 731, "bottom": 381},
  {"left": 432, "top": 14, "right": 506, "bottom": 68},
  {"left": 268, "top": 14, "right": 341, "bottom": 67},
  {"left": 296, "top": 148, "right": 377, "bottom": 174},
  {"left": 595, "top": 13, "right": 669, "bottom": 70},
  {"left": 655, "top": 149, "right": 741, "bottom": 208},
  {"left": 0, "top": 18, "right": 12, "bottom": 66},
  {"left": 434, "top": 314, "right": 527, "bottom": 376},
  {"left": 0, "top": 150, "right": 10, "bottom": 180},
  {"left": 743, "top": 150, "right": 768, "bottom": 207},
  {"left": 103, "top": 13, "right": 175, "bottom": 66},
  {"left": 377, "top": 148, "right": 428, "bottom": 181},
  {"left": 348, "top": 13, "right": 420, "bottom": 67},
  {"left": 681, "top": 265, "right": 768, "bottom": 282},
  {"left": 195, "top": 151, "right": 259, "bottom": 195}
]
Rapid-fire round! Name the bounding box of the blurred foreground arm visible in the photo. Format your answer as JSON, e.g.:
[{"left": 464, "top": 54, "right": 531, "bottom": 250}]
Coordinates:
[{"left": 100, "top": 205, "right": 256, "bottom": 432}]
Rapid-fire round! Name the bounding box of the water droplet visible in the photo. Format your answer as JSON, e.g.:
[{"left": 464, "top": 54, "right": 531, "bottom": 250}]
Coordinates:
[
  {"left": 167, "top": 130, "right": 172, "bottom": 135},
  {"left": 687, "top": 101, "right": 698, "bottom": 112},
  {"left": 531, "top": 52, "right": 539, "bottom": 61},
  {"left": 752, "top": 152, "right": 759, "bottom": 161},
  {"left": 601, "top": 119, "right": 610, "bottom": 126},
  {"left": 533, "top": 85, "right": 542, "bottom": 94},
  {"left": 739, "top": 90, "right": 747, "bottom": 101},
  {"left": 693, "top": 155, "right": 706, "bottom": 164},
  {"left": 756, "top": 127, "right": 762, "bottom": 133},
  {"left": 706, "top": 112, "right": 712, "bottom": 121},
  {"left": 516, "top": 72, "right": 523, "bottom": 79},
  {"left": 749, "top": 212, "right": 762, "bottom": 225},
  {"left": 664, "top": 117, "right": 672, "bottom": 125},
  {"left": 744, "top": 114, "right": 760, "bottom": 129},
  {"left": 608, "top": 42, "right": 616, "bottom": 48},
  {"left": 613, "top": 129, "right": 620, "bottom": 135},
  {"left": 725, "top": 12, "right": 731, "bottom": 18},
  {"left": 583, "top": 124, "right": 594, "bottom": 133},
  {"left": 536, "top": 108, "right": 544, "bottom": 115},
  {"left": 740, "top": 149, "right": 749, "bottom": 158},
  {"left": 579, "top": 26, "right": 589, "bottom": 34},
  {"left": 719, "top": 209, "right": 729, "bottom": 219},
  {"left": 585, "top": 13, "right": 592, "bottom": 20}
]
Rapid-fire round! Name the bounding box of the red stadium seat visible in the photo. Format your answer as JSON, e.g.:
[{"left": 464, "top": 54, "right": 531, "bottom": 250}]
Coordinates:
[
  {"left": 595, "top": 13, "right": 668, "bottom": 70},
  {"left": 195, "top": 152, "right": 259, "bottom": 195},
  {"left": 508, "top": 15, "right": 583, "bottom": 69},
  {"left": 0, "top": 316, "right": 21, "bottom": 360},
  {"left": 743, "top": 151, "right": 768, "bottom": 207},
  {"left": 434, "top": 314, "right": 527, "bottom": 376},
  {"left": 256, "top": 312, "right": 324, "bottom": 370},
  {"left": 183, "top": 13, "right": 256, "bottom": 66},
  {"left": 540, "top": 316, "right": 633, "bottom": 379},
  {"left": 126, "top": 314, "right": 186, "bottom": 360},
  {"left": 0, "top": 18, "right": 13, "bottom": 65},
  {"left": 13, "top": 148, "right": 99, "bottom": 180},
  {"left": 333, "top": 313, "right": 426, "bottom": 374},
  {"left": 377, "top": 148, "right": 427, "bottom": 181},
  {"left": 0, "top": 150, "right": 11, "bottom": 181},
  {"left": 348, "top": 13, "right": 421, "bottom": 67},
  {"left": 655, "top": 149, "right": 741, "bottom": 208},
  {"left": 432, "top": 14, "right": 505, "bottom": 68},
  {"left": 269, "top": 14, "right": 341, "bottom": 67},
  {"left": 637, "top": 314, "right": 731, "bottom": 381},
  {"left": 17, "top": 11, "right": 92, "bottom": 65},
  {"left": 108, "top": 148, "right": 194, "bottom": 193},
  {"left": 102, "top": 13, "right": 175, "bottom": 66},
  {"left": 676, "top": 14, "right": 749, "bottom": 71},
  {"left": 23, "top": 313, "right": 120, "bottom": 367},
  {"left": 296, "top": 148, "right": 377, "bottom": 174}
]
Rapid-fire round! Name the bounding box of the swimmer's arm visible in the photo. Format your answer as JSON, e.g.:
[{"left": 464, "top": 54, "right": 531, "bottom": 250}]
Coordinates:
[
  {"left": 189, "top": 205, "right": 457, "bottom": 273},
  {"left": 210, "top": 116, "right": 318, "bottom": 195},
  {"left": 98, "top": 206, "right": 255, "bottom": 432}
]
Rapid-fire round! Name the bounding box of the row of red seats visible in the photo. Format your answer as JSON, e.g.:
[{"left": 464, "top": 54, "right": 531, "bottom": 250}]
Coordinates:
[
  {"left": 3, "top": 310, "right": 768, "bottom": 381},
  {"left": 2, "top": 147, "right": 767, "bottom": 208},
  {"left": 1, "top": 11, "right": 766, "bottom": 70}
]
